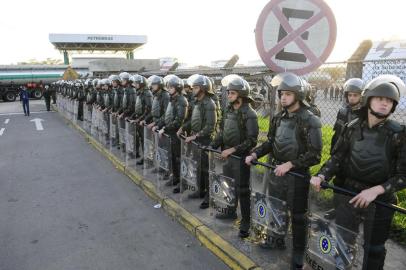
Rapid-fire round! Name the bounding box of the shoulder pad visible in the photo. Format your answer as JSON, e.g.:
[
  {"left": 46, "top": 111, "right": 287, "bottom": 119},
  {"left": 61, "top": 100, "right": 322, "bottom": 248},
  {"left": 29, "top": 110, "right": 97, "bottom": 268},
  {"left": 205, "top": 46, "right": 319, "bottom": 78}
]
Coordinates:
[
  {"left": 177, "top": 95, "right": 188, "bottom": 105},
  {"left": 243, "top": 105, "right": 258, "bottom": 119},
  {"left": 145, "top": 90, "right": 153, "bottom": 97},
  {"left": 203, "top": 96, "right": 216, "bottom": 110},
  {"left": 307, "top": 113, "right": 322, "bottom": 128},
  {"left": 384, "top": 119, "right": 403, "bottom": 133}
]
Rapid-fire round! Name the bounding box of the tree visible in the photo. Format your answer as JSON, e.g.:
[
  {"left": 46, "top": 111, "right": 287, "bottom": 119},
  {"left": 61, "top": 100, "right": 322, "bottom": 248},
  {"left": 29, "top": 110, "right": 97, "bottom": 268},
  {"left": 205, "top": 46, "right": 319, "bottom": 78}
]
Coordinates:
[{"left": 17, "top": 58, "right": 63, "bottom": 65}]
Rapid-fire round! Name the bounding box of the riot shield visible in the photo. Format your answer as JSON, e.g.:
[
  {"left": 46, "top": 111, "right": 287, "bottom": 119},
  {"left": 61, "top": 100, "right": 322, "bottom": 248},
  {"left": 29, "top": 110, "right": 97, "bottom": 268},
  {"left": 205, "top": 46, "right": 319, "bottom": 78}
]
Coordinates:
[
  {"left": 100, "top": 111, "right": 109, "bottom": 146},
  {"left": 249, "top": 164, "right": 291, "bottom": 269},
  {"left": 125, "top": 120, "right": 136, "bottom": 166},
  {"left": 154, "top": 132, "right": 172, "bottom": 198},
  {"left": 97, "top": 109, "right": 104, "bottom": 143},
  {"left": 109, "top": 114, "right": 117, "bottom": 148},
  {"left": 305, "top": 191, "right": 373, "bottom": 270},
  {"left": 179, "top": 139, "right": 201, "bottom": 206},
  {"left": 85, "top": 105, "right": 92, "bottom": 133},
  {"left": 73, "top": 100, "right": 78, "bottom": 125},
  {"left": 118, "top": 119, "right": 126, "bottom": 153},
  {"left": 143, "top": 126, "right": 156, "bottom": 176},
  {"left": 208, "top": 151, "right": 238, "bottom": 225},
  {"left": 90, "top": 105, "right": 98, "bottom": 138},
  {"left": 69, "top": 99, "right": 74, "bottom": 121}
]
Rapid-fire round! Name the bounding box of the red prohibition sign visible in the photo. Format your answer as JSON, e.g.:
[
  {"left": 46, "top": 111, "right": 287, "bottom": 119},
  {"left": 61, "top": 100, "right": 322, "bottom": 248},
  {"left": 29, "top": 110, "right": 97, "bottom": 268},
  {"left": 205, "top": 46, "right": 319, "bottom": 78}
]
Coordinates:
[{"left": 255, "top": 0, "right": 337, "bottom": 75}]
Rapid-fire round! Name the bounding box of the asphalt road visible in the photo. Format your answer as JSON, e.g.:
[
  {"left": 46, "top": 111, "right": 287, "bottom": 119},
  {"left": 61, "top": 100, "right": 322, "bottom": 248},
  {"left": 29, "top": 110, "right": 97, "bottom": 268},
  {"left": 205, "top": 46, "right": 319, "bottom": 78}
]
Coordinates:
[{"left": 0, "top": 100, "right": 229, "bottom": 270}]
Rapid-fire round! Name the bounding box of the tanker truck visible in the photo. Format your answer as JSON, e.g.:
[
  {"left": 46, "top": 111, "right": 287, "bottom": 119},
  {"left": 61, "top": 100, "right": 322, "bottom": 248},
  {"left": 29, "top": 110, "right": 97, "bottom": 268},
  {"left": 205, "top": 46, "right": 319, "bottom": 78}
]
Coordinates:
[{"left": 0, "top": 65, "right": 66, "bottom": 102}]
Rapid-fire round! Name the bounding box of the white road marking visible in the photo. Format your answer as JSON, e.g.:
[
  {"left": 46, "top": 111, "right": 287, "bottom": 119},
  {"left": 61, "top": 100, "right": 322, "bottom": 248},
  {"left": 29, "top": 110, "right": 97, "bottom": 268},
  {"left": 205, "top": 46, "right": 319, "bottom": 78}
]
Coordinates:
[
  {"left": 0, "top": 128, "right": 5, "bottom": 136},
  {"left": 0, "top": 111, "right": 55, "bottom": 116},
  {"left": 4, "top": 119, "right": 10, "bottom": 124},
  {"left": 30, "top": 118, "right": 44, "bottom": 131}
]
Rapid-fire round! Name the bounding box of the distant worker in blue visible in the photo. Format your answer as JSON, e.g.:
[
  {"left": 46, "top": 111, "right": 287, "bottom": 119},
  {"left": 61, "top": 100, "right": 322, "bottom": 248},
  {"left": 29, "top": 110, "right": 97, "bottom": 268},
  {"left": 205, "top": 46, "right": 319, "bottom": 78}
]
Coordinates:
[{"left": 20, "top": 86, "right": 30, "bottom": 116}]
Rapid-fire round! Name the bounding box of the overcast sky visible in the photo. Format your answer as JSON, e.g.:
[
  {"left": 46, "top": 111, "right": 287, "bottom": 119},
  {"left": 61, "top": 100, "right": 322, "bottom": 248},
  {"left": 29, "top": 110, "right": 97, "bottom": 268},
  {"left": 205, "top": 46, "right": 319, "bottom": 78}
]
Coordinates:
[{"left": 0, "top": 0, "right": 405, "bottom": 65}]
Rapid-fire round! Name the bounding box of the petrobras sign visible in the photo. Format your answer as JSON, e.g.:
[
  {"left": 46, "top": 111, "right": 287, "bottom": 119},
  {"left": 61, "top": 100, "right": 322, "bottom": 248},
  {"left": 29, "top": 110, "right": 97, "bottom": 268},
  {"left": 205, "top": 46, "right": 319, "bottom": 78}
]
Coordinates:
[{"left": 49, "top": 33, "right": 147, "bottom": 44}]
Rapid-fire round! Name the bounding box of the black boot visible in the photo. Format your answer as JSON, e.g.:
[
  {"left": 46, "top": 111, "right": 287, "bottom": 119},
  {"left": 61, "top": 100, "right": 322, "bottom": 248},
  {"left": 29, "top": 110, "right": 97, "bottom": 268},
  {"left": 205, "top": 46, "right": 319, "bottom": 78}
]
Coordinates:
[
  {"left": 199, "top": 193, "right": 209, "bottom": 209},
  {"left": 136, "top": 159, "right": 144, "bottom": 165}
]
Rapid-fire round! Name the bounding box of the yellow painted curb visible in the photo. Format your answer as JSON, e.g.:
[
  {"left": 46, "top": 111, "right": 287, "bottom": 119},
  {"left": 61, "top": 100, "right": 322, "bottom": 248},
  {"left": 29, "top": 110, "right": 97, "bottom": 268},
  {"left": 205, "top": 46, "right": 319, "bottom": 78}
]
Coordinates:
[
  {"left": 196, "top": 226, "right": 260, "bottom": 270},
  {"left": 124, "top": 167, "right": 143, "bottom": 186},
  {"left": 54, "top": 105, "right": 261, "bottom": 270},
  {"left": 162, "top": 199, "right": 204, "bottom": 235},
  {"left": 140, "top": 180, "right": 162, "bottom": 203}
]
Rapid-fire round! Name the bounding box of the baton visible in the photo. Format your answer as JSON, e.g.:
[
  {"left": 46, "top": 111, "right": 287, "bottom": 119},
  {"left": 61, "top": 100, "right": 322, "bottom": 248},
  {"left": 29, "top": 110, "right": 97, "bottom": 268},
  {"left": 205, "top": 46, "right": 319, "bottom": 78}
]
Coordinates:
[{"left": 252, "top": 160, "right": 406, "bottom": 214}]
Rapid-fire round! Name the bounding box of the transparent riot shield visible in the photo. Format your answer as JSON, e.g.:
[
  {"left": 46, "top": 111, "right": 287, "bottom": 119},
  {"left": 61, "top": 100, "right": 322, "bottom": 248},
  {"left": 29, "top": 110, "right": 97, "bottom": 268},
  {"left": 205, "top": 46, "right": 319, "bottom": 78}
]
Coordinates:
[
  {"left": 125, "top": 120, "right": 136, "bottom": 166},
  {"left": 249, "top": 164, "right": 291, "bottom": 269},
  {"left": 69, "top": 99, "right": 74, "bottom": 121},
  {"left": 90, "top": 106, "right": 96, "bottom": 137},
  {"left": 305, "top": 191, "right": 375, "bottom": 270},
  {"left": 73, "top": 100, "right": 78, "bottom": 125},
  {"left": 100, "top": 111, "right": 109, "bottom": 146},
  {"left": 208, "top": 151, "right": 238, "bottom": 225},
  {"left": 179, "top": 139, "right": 201, "bottom": 207},
  {"left": 85, "top": 105, "right": 92, "bottom": 133},
  {"left": 97, "top": 109, "right": 104, "bottom": 143},
  {"left": 118, "top": 119, "right": 126, "bottom": 153},
  {"left": 143, "top": 126, "right": 156, "bottom": 176},
  {"left": 154, "top": 132, "right": 172, "bottom": 198},
  {"left": 109, "top": 114, "right": 117, "bottom": 149}
]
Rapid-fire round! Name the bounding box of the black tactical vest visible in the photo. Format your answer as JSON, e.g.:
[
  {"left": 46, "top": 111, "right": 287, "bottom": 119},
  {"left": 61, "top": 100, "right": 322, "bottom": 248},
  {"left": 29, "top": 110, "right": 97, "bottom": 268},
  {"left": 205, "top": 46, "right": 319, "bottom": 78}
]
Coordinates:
[
  {"left": 273, "top": 116, "right": 300, "bottom": 162},
  {"left": 223, "top": 110, "right": 241, "bottom": 147},
  {"left": 346, "top": 122, "right": 394, "bottom": 186}
]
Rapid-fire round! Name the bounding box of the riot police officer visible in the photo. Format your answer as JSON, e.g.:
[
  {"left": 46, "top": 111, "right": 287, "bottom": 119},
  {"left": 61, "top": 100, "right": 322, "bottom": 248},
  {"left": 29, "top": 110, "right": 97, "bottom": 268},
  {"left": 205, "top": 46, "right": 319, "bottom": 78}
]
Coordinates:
[
  {"left": 76, "top": 81, "right": 86, "bottom": 121},
  {"left": 117, "top": 72, "right": 134, "bottom": 151},
  {"left": 210, "top": 75, "right": 259, "bottom": 238},
  {"left": 311, "top": 75, "right": 406, "bottom": 270},
  {"left": 324, "top": 78, "right": 364, "bottom": 219},
  {"left": 155, "top": 75, "right": 188, "bottom": 189},
  {"left": 131, "top": 75, "right": 153, "bottom": 165},
  {"left": 109, "top": 75, "right": 122, "bottom": 147},
  {"left": 245, "top": 72, "right": 322, "bottom": 270},
  {"left": 178, "top": 74, "right": 218, "bottom": 209},
  {"left": 183, "top": 79, "right": 194, "bottom": 104},
  {"left": 144, "top": 75, "right": 170, "bottom": 131}
]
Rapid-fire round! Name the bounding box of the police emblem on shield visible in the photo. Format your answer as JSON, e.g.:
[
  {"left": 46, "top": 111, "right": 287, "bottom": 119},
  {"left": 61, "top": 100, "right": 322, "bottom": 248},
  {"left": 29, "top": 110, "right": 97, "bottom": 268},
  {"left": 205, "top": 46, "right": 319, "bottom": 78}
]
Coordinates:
[
  {"left": 181, "top": 160, "right": 188, "bottom": 178},
  {"left": 156, "top": 151, "right": 161, "bottom": 163},
  {"left": 257, "top": 202, "right": 266, "bottom": 218},
  {"left": 318, "top": 233, "right": 335, "bottom": 255},
  {"left": 213, "top": 182, "right": 220, "bottom": 195}
]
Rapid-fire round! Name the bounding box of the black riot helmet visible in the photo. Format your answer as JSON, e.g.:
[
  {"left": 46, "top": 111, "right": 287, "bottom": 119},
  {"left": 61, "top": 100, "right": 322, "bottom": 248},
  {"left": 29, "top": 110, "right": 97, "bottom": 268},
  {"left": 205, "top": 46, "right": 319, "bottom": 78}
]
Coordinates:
[
  {"left": 133, "top": 74, "right": 147, "bottom": 88},
  {"left": 100, "top": 78, "right": 112, "bottom": 87},
  {"left": 190, "top": 74, "right": 214, "bottom": 95},
  {"left": 167, "top": 75, "right": 184, "bottom": 93},
  {"left": 362, "top": 75, "right": 405, "bottom": 115},
  {"left": 119, "top": 72, "right": 131, "bottom": 85},
  {"left": 148, "top": 75, "right": 164, "bottom": 90},
  {"left": 92, "top": 78, "right": 99, "bottom": 88},
  {"left": 344, "top": 78, "right": 364, "bottom": 94},
  {"left": 226, "top": 75, "right": 254, "bottom": 102},
  {"left": 109, "top": 74, "right": 121, "bottom": 84},
  {"left": 271, "top": 72, "right": 306, "bottom": 104}
]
